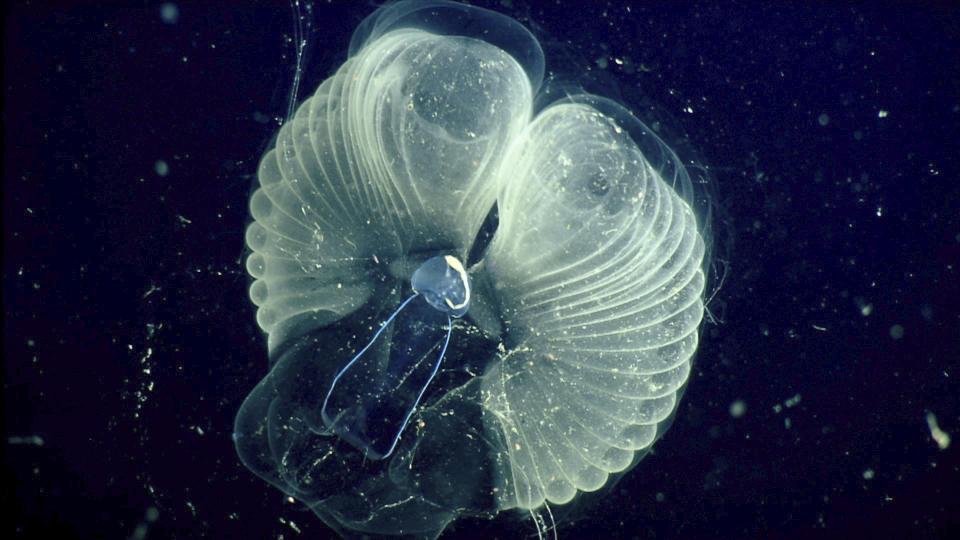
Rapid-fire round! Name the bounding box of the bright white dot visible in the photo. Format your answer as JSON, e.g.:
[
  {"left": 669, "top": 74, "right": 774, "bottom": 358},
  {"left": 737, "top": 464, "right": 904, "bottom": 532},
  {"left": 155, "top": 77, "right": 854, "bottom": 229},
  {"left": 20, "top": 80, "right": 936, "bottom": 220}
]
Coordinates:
[
  {"left": 729, "top": 399, "right": 747, "bottom": 418},
  {"left": 926, "top": 412, "right": 951, "bottom": 450}
]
